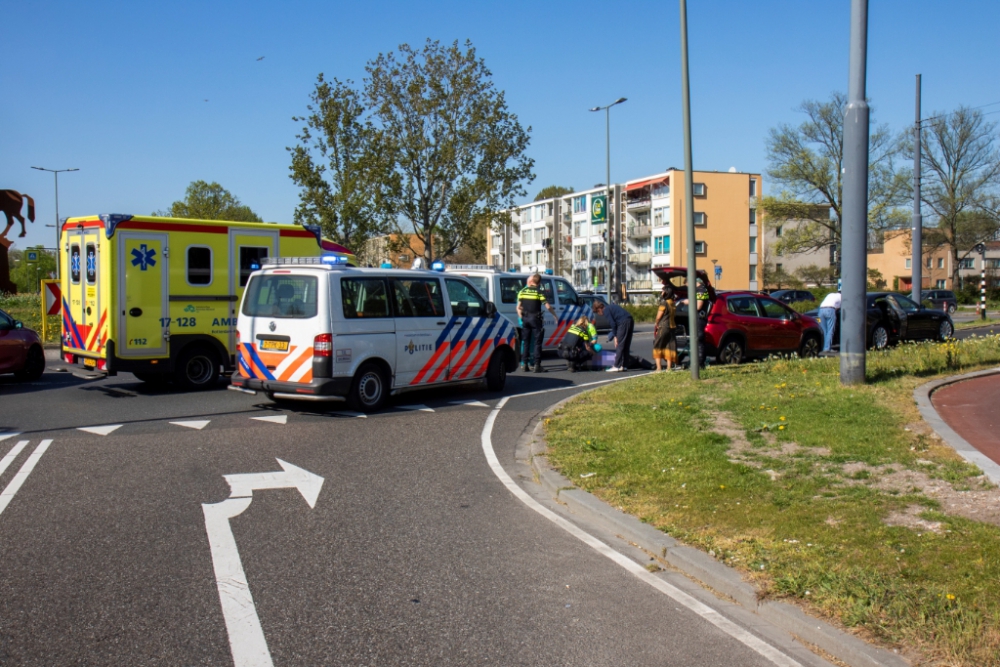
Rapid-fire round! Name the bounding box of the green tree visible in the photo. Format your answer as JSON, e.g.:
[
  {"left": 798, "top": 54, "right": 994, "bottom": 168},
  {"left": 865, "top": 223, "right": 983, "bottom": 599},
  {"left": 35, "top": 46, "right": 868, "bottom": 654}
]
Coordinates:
[
  {"left": 11, "top": 246, "right": 57, "bottom": 292},
  {"left": 157, "top": 181, "right": 262, "bottom": 222},
  {"left": 914, "top": 107, "right": 1000, "bottom": 286},
  {"left": 760, "top": 92, "right": 910, "bottom": 265},
  {"left": 794, "top": 263, "right": 835, "bottom": 287},
  {"left": 534, "top": 185, "right": 574, "bottom": 201},
  {"left": 288, "top": 75, "right": 393, "bottom": 252},
  {"left": 365, "top": 39, "right": 535, "bottom": 261}
]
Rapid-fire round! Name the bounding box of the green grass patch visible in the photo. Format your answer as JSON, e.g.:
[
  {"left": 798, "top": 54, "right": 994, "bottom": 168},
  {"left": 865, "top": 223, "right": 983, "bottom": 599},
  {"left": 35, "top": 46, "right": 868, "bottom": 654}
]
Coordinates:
[
  {"left": 0, "top": 292, "right": 59, "bottom": 344},
  {"left": 624, "top": 304, "right": 659, "bottom": 323},
  {"left": 955, "top": 317, "right": 1000, "bottom": 331},
  {"left": 546, "top": 335, "right": 1000, "bottom": 665}
]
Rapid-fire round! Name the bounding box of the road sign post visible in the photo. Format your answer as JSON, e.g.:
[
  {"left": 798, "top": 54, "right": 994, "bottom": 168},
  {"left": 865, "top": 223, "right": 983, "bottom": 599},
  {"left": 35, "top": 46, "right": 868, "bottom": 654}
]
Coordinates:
[
  {"left": 975, "top": 243, "right": 987, "bottom": 320},
  {"left": 40, "top": 279, "right": 60, "bottom": 344}
]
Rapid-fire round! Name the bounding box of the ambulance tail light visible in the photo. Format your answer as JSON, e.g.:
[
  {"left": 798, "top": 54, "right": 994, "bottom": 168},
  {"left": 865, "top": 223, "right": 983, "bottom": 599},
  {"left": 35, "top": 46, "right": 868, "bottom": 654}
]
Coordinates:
[{"left": 314, "top": 334, "right": 333, "bottom": 357}]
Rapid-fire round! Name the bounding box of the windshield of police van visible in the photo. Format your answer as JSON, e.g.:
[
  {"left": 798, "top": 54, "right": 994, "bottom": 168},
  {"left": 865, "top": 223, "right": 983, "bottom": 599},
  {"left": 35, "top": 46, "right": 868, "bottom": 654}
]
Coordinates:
[
  {"left": 242, "top": 275, "right": 318, "bottom": 318},
  {"left": 464, "top": 276, "right": 489, "bottom": 296}
]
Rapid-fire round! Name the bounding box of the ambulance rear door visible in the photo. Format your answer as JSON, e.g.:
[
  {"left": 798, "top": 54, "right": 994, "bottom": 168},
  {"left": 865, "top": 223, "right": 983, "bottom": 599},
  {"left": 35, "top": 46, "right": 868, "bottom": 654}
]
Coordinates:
[
  {"left": 229, "top": 228, "right": 278, "bottom": 352},
  {"left": 117, "top": 232, "right": 168, "bottom": 357}
]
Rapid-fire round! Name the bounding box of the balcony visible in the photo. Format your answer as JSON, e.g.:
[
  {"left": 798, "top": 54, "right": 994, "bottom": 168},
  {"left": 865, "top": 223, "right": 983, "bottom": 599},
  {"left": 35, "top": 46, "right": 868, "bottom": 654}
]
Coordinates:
[
  {"left": 627, "top": 225, "right": 651, "bottom": 238},
  {"left": 627, "top": 280, "right": 653, "bottom": 291},
  {"left": 626, "top": 198, "right": 651, "bottom": 211},
  {"left": 510, "top": 242, "right": 520, "bottom": 253},
  {"left": 573, "top": 260, "right": 590, "bottom": 270},
  {"left": 629, "top": 252, "right": 652, "bottom": 265}
]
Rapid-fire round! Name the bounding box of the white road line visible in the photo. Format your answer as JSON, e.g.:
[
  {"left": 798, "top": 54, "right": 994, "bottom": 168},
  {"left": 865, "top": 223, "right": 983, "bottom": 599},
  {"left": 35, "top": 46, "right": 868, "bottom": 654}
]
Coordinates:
[
  {"left": 480, "top": 382, "right": 803, "bottom": 667},
  {"left": 78, "top": 424, "right": 123, "bottom": 436},
  {"left": 0, "top": 440, "right": 53, "bottom": 519},
  {"left": 170, "top": 420, "right": 211, "bottom": 430},
  {"left": 0, "top": 433, "right": 20, "bottom": 443},
  {"left": 0, "top": 441, "right": 29, "bottom": 478},
  {"left": 251, "top": 415, "right": 287, "bottom": 425}
]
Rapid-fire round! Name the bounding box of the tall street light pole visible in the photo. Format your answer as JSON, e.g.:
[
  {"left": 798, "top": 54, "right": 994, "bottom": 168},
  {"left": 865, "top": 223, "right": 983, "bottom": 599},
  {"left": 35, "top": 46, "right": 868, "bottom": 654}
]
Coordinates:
[
  {"left": 590, "top": 97, "right": 627, "bottom": 302},
  {"left": 911, "top": 74, "right": 922, "bottom": 303},
  {"left": 679, "top": 0, "right": 700, "bottom": 380},
  {"left": 31, "top": 166, "right": 79, "bottom": 280},
  {"left": 840, "top": 0, "right": 870, "bottom": 385}
]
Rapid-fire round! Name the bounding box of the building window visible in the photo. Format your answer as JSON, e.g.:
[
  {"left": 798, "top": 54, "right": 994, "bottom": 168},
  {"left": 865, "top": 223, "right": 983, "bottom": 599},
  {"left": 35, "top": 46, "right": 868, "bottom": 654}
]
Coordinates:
[
  {"left": 749, "top": 179, "right": 757, "bottom": 197},
  {"left": 522, "top": 229, "right": 532, "bottom": 245},
  {"left": 652, "top": 206, "right": 669, "bottom": 227},
  {"left": 574, "top": 221, "right": 587, "bottom": 237},
  {"left": 749, "top": 209, "right": 756, "bottom": 225},
  {"left": 398, "top": 254, "right": 410, "bottom": 263},
  {"left": 694, "top": 241, "right": 706, "bottom": 254},
  {"left": 775, "top": 225, "right": 782, "bottom": 237},
  {"left": 590, "top": 243, "right": 605, "bottom": 260},
  {"left": 536, "top": 250, "right": 545, "bottom": 265},
  {"left": 926, "top": 257, "right": 932, "bottom": 269},
  {"left": 574, "top": 245, "right": 588, "bottom": 262},
  {"left": 651, "top": 182, "right": 670, "bottom": 198},
  {"left": 937, "top": 258, "right": 944, "bottom": 269},
  {"left": 694, "top": 212, "right": 706, "bottom": 226},
  {"left": 776, "top": 263, "right": 783, "bottom": 272},
  {"left": 959, "top": 258, "right": 975, "bottom": 269},
  {"left": 547, "top": 203, "right": 554, "bottom": 216},
  {"left": 186, "top": 246, "right": 212, "bottom": 286},
  {"left": 987, "top": 259, "right": 1000, "bottom": 269},
  {"left": 749, "top": 236, "right": 757, "bottom": 254},
  {"left": 693, "top": 183, "right": 706, "bottom": 196},
  {"left": 654, "top": 235, "right": 670, "bottom": 254},
  {"left": 535, "top": 204, "right": 545, "bottom": 220},
  {"left": 749, "top": 265, "right": 757, "bottom": 281},
  {"left": 936, "top": 279, "right": 946, "bottom": 289},
  {"left": 573, "top": 195, "right": 587, "bottom": 214},
  {"left": 905, "top": 258, "right": 912, "bottom": 269}
]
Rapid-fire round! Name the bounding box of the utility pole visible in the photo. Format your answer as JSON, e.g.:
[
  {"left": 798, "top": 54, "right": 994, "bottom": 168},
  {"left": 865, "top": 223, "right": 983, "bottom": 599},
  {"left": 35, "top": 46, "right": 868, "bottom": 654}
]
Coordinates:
[
  {"left": 589, "top": 98, "right": 627, "bottom": 302},
  {"left": 679, "top": 0, "right": 700, "bottom": 380},
  {"left": 31, "top": 166, "right": 79, "bottom": 280},
  {"left": 840, "top": 0, "right": 870, "bottom": 385},
  {"left": 911, "top": 75, "right": 922, "bottom": 303}
]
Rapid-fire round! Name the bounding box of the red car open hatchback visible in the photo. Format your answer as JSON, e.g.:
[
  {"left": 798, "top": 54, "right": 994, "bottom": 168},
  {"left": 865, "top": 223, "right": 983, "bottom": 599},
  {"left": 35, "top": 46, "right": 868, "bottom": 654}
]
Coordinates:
[
  {"left": 652, "top": 268, "right": 823, "bottom": 364},
  {"left": 0, "top": 308, "right": 45, "bottom": 381}
]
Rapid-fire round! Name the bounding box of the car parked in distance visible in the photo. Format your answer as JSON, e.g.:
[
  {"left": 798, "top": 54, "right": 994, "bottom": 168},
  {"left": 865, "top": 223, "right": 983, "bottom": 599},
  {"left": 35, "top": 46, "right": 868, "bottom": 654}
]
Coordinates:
[
  {"left": 577, "top": 292, "right": 611, "bottom": 333},
  {"left": 805, "top": 292, "right": 954, "bottom": 350},
  {"left": 921, "top": 289, "right": 958, "bottom": 315},
  {"left": 652, "top": 268, "right": 823, "bottom": 364},
  {"left": 0, "top": 309, "right": 45, "bottom": 381},
  {"left": 770, "top": 289, "right": 816, "bottom": 305}
]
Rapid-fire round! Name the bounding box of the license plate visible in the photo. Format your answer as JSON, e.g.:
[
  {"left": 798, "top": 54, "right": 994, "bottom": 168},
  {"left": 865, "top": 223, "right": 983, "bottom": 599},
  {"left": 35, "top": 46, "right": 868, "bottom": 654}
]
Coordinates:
[
  {"left": 260, "top": 340, "right": 289, "bottom": 352},
  {"left": 83, "top": 357, "right": 97, "bottom": 368}
]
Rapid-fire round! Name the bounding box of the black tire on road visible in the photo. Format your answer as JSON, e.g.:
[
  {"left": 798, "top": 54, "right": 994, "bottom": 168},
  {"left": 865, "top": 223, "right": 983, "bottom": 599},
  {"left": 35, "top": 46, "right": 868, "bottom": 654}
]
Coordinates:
[
  {"left": 174, "top": 345, "right": 220, "bottom": 390},
  {"left": 485, "top": 350, "right": 507, "bottom": 392},
  {"left": 15, "top": 345, "right": 45, "bottom": 381},
  {"left": 717, "top": 337, "right": 744, "bottom": 365},
  {"left": 347, "top": 362, "right": 387, "bottom": 412},
  {"left": 869, "top": 325, "right": 889, "bottom": 350},
  {"left": 798, "top": 335, "right": 821, "bottom": 359},
  {"left": 938, "top": 319, "right": 954, "bottom": 341}
]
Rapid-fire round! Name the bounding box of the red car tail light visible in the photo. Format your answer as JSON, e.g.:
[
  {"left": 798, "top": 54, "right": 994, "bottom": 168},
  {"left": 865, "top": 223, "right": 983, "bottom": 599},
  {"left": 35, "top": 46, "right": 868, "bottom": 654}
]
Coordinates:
[{"left": 314, "top": 333, "right": 333, "bottom": 357}]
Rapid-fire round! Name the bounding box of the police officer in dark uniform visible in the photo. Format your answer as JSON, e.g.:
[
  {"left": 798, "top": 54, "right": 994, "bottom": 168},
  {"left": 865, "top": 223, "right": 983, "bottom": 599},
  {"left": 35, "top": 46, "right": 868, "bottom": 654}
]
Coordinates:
[
  {"left": 558, "top": 316, "right": 597, "bottom": 372},
  {"left": 517, "top": 273, "right": 556, "bottom": 373}
]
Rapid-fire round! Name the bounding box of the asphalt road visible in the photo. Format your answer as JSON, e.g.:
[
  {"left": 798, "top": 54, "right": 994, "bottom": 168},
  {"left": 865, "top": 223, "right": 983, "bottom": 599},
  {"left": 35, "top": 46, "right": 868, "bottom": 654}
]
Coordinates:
[{"left": 0, "top": 330, "right": 837, "bottom": 666}]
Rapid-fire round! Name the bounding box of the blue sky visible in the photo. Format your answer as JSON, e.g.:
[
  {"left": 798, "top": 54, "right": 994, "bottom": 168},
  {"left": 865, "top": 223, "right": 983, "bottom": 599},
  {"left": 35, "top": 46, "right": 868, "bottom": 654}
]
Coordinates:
[{"left": 4, "top": 0, "right": 999, "bottom": 252}]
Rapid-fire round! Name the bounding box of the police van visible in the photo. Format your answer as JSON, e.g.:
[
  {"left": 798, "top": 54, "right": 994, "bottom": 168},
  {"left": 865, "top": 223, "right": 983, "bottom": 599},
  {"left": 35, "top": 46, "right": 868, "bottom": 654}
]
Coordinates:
[
  {"left": 444, "top": 266, "right": 592, "bottom": 352},
  {"left": 229, "top": 258, "right": 518, "bottom": 412},
  {"left": 59, "top": 214, "right": 354, "bottom": 388}
]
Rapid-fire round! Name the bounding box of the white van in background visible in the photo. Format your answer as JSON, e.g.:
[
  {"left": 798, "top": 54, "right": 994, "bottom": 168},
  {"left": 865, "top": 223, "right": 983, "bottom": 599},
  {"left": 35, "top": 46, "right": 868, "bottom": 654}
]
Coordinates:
[
  {"left": 231, "top": 258, "right": 518, "bottom": 412},
  {"left": 445, "top": 266, "right": 592, "bottom": 352}
]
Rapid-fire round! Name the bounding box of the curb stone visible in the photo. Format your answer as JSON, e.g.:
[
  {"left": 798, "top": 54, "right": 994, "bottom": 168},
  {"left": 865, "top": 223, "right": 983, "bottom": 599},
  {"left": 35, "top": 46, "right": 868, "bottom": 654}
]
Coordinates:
[
  {"left": 914, "top": 366, "right": 1000, "bottom": 485},
  {"left": 526, "top": 392, "right": 909, "bottom": 667}
]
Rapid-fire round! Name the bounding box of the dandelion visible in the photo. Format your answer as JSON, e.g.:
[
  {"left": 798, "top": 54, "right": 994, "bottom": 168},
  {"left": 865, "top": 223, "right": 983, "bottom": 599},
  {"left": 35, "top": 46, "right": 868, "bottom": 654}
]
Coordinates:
[
  {"left": 779, "top": 425, "right": 785, "bottom": 430},
  {"left": 781, "top": 382, "right": 787, "bottom": 388},
  {"left": 946, "top": 594, "right": 956, "bottom": 600},
  {"left": 720, "top": 485, "right": 725, "bottom": 489}
]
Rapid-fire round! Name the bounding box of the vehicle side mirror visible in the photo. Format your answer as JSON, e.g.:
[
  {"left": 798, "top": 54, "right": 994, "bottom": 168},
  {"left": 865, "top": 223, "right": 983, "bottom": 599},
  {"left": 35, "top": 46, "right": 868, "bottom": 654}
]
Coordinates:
[
  {"left": 484, "top": 301, "right": 497, "bottom": 318},
  {"left": 14, "top": 321, "right": 23, "bottom": 329}
]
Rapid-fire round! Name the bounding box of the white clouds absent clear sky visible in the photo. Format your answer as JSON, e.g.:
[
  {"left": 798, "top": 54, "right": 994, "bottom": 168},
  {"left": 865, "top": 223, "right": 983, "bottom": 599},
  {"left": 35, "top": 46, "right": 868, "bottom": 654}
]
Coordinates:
[{"left": 4, "top": 0, "right": 999, "bottom": 252}]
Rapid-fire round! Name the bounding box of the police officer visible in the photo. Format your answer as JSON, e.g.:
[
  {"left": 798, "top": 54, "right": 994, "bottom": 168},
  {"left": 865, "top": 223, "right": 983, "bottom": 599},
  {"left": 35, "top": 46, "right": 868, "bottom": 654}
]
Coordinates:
[
  {"left": 517, "top": 273, "right": 556, "bottom": 373},
  {"left": 558, "top": 316, "right": 597, "bottom": 372}
]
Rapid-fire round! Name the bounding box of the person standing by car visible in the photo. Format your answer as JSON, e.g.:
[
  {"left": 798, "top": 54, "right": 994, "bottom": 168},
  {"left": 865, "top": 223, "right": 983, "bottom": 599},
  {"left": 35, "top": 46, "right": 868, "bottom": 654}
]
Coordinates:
[
  {"left": 558, "top": 316, "right": 598, "bottom": 372},
  {"left": 517, "top": 273, "right": 557, "bottom": 373},
  {"left": 592, "top": 299, "right": 634, "bottom": 372},
  {"left": 653, "top": 286, "right": 678, "bottom": 371},
  {"left": 818, "top": 291, "right": 842, "bottom": 353}
]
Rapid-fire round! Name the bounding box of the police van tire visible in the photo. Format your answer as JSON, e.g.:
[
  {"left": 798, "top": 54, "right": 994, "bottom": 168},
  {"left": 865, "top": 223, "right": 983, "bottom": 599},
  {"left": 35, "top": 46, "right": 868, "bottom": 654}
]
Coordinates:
[
  {"left": 485, "top": 350, "right": 507, "bottom": 392},
  {"left": 348, "top": 363, "right": 387, "bottom": 412},
  {"left": 174, "top": 345, "right": 220, "bottom": 390}
]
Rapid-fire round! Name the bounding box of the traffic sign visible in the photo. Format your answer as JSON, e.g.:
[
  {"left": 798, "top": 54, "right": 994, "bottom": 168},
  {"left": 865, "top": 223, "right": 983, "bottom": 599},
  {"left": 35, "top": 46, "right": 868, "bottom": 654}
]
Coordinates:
[
  {"left": 714, "top": 265, "right": 722, "bottom": 279},
  {"left": 26, "top": 250, "right": 39, "bottom": 263},
  {"left": 42, "top": 280, "right": 61, "bottom": 315}
]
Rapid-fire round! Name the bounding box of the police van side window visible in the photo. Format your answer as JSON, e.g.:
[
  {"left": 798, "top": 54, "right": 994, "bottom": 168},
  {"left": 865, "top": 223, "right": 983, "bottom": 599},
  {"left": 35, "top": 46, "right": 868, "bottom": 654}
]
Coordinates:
[
  {"left": 499, "top": 277, "right": 526, "bottom": 304},
  {"left": 241, "top": 275, "right": 318, "bottom": 318},
  {"left": 70, "top": 245, "right": 81, "bottom": 284},
  {"left": 391, "top": 278, "right": 445, "bottom": 318},
  {"left": 541, "top": 279, "right": 554, "bottom": 303},
  {"left": 445, "top": 279, "right": 485, "bottom": 317},
  {"left": 239, "top": 247, "right": 269, "bottom": 287},
  {"left": 555, "top": 280, "right": 579, "bottom": 306},
  {"left": 187, "top": 246, "right": 212, "bottom": 286},
  {"left": 341, "top": 278, "right": 390, "bottom": 318}
]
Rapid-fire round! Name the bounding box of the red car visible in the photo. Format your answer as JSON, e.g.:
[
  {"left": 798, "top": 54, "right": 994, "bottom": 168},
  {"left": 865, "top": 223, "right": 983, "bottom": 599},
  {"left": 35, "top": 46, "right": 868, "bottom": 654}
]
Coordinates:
[
  {"left": 0, "top": 308, "right": 45, "bottom": 381},
  {"left": 652, "top": 268, "right": 823, "bottom": 364}
]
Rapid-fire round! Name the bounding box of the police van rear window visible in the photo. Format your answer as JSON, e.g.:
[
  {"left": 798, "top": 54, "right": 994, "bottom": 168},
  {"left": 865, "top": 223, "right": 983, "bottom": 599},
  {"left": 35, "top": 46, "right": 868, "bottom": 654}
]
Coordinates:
[
  {"left": 242, "top": 275, "right": 318, "bottom": 319},
  {"left": 499, "top": 277, "right": 526, "bottom": 304}
]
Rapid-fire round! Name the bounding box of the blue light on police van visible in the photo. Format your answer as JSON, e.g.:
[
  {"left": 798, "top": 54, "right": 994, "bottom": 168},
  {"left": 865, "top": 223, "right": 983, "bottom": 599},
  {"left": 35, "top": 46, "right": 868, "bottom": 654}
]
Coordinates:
[
  {"left": 544, "top": 269, "right": 553, "bottom": 275},
  {"left": 250, "top": 263, "right": 260, "bottom": 271},
  {"left": 380, "top": 261, "right": 393, "bottom": 269},
  {"left": 322, "top": 254, "right": 348, "bottom": 265},
  {"left": 431, "top": 260, "right": 445, "bottom": 272}
]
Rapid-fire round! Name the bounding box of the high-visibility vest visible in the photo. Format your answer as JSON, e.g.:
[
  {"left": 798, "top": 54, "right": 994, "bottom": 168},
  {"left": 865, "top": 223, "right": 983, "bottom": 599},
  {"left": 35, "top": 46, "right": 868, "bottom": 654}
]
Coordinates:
[{"left": 517, "top": 285, "right": 546, "bottom": 317}]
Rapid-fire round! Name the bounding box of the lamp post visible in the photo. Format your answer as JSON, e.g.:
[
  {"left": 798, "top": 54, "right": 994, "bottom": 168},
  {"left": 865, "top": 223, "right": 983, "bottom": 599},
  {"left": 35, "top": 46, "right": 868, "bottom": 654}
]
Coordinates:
[
  {"left": 31, "top": 166, "right": 79, "bottom": 280},
  {"left": 590, "top": 97, "right": 627, "bottom": 302}
]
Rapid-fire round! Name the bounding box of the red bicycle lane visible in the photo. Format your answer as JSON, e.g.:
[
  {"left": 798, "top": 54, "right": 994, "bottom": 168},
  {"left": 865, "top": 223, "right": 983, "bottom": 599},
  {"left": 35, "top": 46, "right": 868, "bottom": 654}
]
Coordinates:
[{"left": 931, "top": 374, "right": 1000, "bottom": 463}]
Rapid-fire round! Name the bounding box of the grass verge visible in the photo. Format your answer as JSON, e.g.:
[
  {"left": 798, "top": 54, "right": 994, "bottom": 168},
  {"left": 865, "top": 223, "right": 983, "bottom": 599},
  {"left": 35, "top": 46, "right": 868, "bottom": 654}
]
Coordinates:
[
  {"left": 0, "top": 292, "right": 59, "bottom": 344},
  {"left": 545, "top": 335, "right": 1000, "bottom": 666},
  {"left": 954, "top": 317, "right": 1000, "bottom": 331}
]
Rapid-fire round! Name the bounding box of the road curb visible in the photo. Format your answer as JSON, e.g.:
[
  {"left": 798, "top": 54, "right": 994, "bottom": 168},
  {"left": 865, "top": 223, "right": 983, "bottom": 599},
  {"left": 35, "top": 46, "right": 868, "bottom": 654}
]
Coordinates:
[
  {"left": 914, "top": 366, "right": 1000, "bottom": 485},
  {"left": 525, "top": 391, "right": 909, "bottom": 667}
]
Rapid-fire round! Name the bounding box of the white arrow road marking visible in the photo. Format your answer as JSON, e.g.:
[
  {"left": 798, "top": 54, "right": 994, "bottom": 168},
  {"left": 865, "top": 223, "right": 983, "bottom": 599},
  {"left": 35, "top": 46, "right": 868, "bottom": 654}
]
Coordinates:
[
  {"left": 0, "top": 433, "right": 20, "bottom": 443},
  {"left": 0, "top": 440, "right": 53, "bottom": 519},
  {"left": 170, "top": 420, "right": 211, "bottom": 430},
  {"left": 448, "top": 400, "right": 488, "bottom": 407},
  {"left": 330, "top": 411, "right": 367, "bottom": 418},
  {"left": 251, "top": 415, "right": 287, "bottom": 425},
  {"left": 203, "top": 459, "right": 325, "bottom": 667},
  {"left": 397, "top": 404, "right": 434, "bottom": 412},
  {"left": 78, "top": 424, "right": 123, "bottom": 436}
]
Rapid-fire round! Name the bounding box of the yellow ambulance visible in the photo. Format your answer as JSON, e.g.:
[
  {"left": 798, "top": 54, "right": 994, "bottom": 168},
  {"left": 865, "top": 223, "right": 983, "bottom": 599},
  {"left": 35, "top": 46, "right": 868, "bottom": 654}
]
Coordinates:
[{"left": 60, "top": 214, "right": 355, "bottom": 389}]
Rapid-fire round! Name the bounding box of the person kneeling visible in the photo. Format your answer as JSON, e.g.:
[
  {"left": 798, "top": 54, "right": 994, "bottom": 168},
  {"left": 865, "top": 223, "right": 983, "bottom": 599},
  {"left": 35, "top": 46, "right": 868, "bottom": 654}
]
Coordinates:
[{"left": 558, "top": 316, "right": 598, "bottom": 372}]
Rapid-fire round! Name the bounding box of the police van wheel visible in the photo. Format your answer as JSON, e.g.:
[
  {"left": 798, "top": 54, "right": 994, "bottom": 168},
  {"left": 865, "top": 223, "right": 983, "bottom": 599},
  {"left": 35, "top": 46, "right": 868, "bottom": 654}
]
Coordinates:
[
  {"left": 348, "top": 363, "right": 387, "bottom": 412},
  {"left": 175, "top": 346, "right": 220, "bottom": 390},
  {"left": 485, "top": 350, "right": 507, "bottom": 392}
]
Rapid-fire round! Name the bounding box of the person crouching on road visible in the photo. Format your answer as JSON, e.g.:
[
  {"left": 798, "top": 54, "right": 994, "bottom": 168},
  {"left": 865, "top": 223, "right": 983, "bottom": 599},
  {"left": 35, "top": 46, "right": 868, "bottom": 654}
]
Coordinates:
[
  {"left": 818, "top": 290, "right": 841, "bottom": 353},
  {"left": 517, "top": 273, "right": 557, "bottom": 373},
  {"left": 653, "top": 285, "right": 678, "bottom": 371},
  {"left": 558, "top": 316, "right": 597, "bottom": 372},
  {"left": 591, "top": 299, "right": 634, "bottom": 372}
]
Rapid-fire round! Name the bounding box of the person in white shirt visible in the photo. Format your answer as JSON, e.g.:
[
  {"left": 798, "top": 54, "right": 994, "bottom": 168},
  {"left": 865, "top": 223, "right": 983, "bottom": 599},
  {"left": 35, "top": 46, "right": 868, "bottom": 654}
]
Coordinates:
[{"left": 818, "top": 291, "right": 842, "bottom": 352}]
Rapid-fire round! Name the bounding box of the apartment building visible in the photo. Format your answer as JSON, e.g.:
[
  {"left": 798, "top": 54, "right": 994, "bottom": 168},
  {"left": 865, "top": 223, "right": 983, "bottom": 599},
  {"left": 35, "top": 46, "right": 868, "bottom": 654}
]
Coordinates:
[
  {"left": 867, "top": 230, "right": 1000, "bottom": 291},
  {"left": 487, "top": 169, "right": 762, "bottom": 297}
]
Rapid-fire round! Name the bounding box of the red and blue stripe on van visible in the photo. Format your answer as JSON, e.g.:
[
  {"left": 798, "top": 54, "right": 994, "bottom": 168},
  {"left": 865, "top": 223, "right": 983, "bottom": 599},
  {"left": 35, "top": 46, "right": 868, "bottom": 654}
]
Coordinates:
[{"left": 410, "top": 314, "right": 514, "bottom": 385}]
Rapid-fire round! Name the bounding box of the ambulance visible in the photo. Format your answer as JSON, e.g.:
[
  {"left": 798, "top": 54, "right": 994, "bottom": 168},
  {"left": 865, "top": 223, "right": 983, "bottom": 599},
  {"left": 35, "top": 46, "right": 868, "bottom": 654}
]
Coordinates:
[
  {"left": 444, "top": 266, "right": 593, "bottom": 353},
  {"left": 229, "top": 259, "right": 518, "bottom": 412},
  {"left": 60, "top": 214, "right": 355, "bottom": 389}
]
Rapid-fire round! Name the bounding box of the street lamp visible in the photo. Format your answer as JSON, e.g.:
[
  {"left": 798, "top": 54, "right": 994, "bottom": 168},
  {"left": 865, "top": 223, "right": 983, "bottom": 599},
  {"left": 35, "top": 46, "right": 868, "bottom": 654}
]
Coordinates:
[
  {"left": 31, "top": 166, "right": 79, "bottom": 279},
  {"left": 590, "top": 97, "right": 627, "bottom": 301}
]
